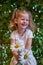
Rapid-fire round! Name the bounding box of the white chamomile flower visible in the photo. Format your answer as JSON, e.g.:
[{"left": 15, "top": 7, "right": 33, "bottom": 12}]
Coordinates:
[
  {"left": 20, "top": 50, "right": 29, "bottom": 64},
  {"left": 10, "top": 41, "right": 24, "bottom": 52}
]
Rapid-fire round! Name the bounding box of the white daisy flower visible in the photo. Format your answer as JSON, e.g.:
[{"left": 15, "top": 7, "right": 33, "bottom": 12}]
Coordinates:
[
  {"left": 10, "top": 41, "right": 25, "bottom": 52},
  {"left": 20, "top": 49, "right": 29, "bottom": 64}
]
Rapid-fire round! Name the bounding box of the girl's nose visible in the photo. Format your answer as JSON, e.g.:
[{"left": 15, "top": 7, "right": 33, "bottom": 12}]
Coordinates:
[{"left": 24, "top": 19, "right": 27, "bottom": 22}]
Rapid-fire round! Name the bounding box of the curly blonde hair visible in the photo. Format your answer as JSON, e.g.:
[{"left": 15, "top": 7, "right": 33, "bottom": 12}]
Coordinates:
[{"left": 8, "top": 8, "right": 36, "bottom": 32}]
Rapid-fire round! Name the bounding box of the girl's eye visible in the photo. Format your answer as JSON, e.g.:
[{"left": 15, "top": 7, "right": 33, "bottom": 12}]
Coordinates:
[
  {"left": 26, "top": 19, "right": 29, "bottom": 21},
  {"left": 21, "top": 18, "right": 29, "bottom": 21},
  {"left": 21, "top": 19, "right": 24, "bottom": 20}
]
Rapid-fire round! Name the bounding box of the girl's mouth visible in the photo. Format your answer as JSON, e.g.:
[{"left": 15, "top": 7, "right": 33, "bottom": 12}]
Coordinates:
[{"left": 21, "top": 23, "right": 27, "bottom": 26}]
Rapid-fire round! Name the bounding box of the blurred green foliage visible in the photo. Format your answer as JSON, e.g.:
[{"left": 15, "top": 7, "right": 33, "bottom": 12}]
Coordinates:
[{"left": 0, "top": 0, "right": 43, "bottom": 65}]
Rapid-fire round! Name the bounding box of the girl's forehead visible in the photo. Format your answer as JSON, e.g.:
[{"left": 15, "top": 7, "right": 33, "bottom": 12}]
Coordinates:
[{"left": 18, "top": 12, "right": 29, "bottom": 18}]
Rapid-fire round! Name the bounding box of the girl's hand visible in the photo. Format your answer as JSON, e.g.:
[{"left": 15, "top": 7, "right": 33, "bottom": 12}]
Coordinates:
[
  {"left": 11, "top": 51, "right": 20, "bottom": 62},
  {"left": 16, "top": 53, "right": 21, "bottom": 62}
]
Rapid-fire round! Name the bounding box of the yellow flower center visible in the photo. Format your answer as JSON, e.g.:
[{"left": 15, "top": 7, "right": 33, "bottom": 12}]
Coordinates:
[
  {"left": 15, "top": 44, "right": 20, "bottom": 48},
  {"left": 24, "top": 54, "right": 28, "bottom": 59}
]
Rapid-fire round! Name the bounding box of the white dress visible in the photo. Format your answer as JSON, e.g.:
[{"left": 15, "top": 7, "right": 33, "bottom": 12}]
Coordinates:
[{"left": 10, "top": 29, "right": 37, "bottom": 65}]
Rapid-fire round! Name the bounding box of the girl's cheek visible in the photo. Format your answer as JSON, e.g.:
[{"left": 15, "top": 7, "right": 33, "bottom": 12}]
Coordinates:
[{"left": 27, "top": 21, "right": 29, "bottom": 24}]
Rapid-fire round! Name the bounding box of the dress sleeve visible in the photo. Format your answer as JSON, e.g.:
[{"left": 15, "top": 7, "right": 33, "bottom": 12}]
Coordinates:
[
  {"left": 9, "top": 31, "right": 16, "bottom": 51},
  {"left": 26, "top": 29, "right": 34, "bottom": 38},
  {"left": 9, "top": 31, "right": 16, "bottom": 39}
]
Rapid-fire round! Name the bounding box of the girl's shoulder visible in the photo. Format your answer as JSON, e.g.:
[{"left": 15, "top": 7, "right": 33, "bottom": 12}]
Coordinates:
[
  {"left": 26, "top": 29, "right": 34, "bottom": 38},
  {"left": 9, "top": 30, "right": 17, "bottom": 39},
  {"left": 11, "top": 30, "right": 17, "bottom": 35},
  {"left": 26, "top": 28, "right": 33, "bottom": 33}
]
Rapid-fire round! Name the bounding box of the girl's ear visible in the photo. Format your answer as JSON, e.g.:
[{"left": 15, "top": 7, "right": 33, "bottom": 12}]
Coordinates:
[
  {"left": 14, "top": 18, "right": 18, "bottom": 29},
  {"left": 14, "top": 18, "right": 18, "bottom": 24}
]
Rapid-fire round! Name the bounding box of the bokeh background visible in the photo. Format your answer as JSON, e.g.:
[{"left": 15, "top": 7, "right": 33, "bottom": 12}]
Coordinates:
[{"left": 0, "top": 0, "right": 43, "bottom": 65}]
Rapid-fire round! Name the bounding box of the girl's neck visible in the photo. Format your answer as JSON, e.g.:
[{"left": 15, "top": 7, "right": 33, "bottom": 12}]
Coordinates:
[{"left": 17, "top": 28, "right": 26, "bottom": 36}]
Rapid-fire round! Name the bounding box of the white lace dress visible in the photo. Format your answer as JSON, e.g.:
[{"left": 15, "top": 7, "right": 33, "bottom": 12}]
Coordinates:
[{"left": 10, "top": 29, "right": 37, "bottom": 65}]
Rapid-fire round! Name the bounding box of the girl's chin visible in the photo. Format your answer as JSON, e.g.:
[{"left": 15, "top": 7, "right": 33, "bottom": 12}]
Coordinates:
[
  {"left": 20, "top": 26, "right": 27, "bottom": 29},
  {"left": 19, "top": 25, "right": 28, "bottom": 29}
]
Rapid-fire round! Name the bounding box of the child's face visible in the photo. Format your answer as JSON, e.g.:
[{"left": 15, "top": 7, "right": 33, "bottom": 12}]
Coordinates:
[{"left": 17, "top": 12, "right": 30, "bottom": 30}]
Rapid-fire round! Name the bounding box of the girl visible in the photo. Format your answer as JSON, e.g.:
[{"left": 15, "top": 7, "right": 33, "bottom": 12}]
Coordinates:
[{"left": 9, "top": 9, "right": 37, "bottom": 65}]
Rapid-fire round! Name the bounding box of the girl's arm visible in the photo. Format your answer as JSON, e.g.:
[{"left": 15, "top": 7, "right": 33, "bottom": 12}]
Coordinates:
[
  {"left": 25, "top": 38, "right": 32, "bottom": 51},
  {"left": 10, "top": 39, "right": 19, "bottom": 60}
]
